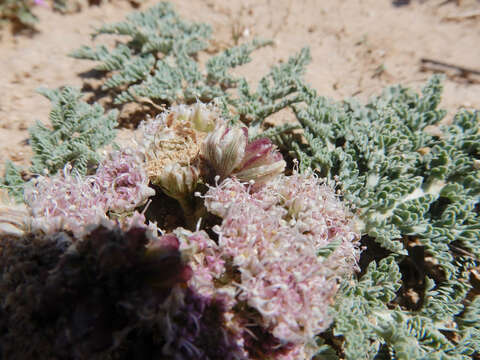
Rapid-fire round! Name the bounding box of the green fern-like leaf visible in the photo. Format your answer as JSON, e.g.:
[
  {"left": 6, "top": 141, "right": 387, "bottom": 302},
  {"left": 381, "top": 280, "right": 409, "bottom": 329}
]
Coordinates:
[
  {"left": 71, "top": 3, "right": 309, "bottom": 126},
  {"left": 0, "top": 160, "right": 25, "bottom": 202},
  {"left": 29, "top": 86, "right": 118, "bottom": 176},
  {"left": 333, "top": 256, "right": 403, "bottom": 359},
  {"left": 0, "top": 0, "right": 38, "bottom": 29}
]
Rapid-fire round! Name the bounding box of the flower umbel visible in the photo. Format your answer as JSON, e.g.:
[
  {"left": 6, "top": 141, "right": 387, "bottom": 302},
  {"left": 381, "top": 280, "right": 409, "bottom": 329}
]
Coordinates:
[
  {"left": 24, "top": 164, "right": 107, "bottom": 236},
  {"left": 24, "top": 151, "right": 155, "bottom": 236},
  {"left": 96, "top": 149, "right": 155, "bottom": 212},
  {"left": 198, "top": 172, "right": 361, "bottom": 358}
]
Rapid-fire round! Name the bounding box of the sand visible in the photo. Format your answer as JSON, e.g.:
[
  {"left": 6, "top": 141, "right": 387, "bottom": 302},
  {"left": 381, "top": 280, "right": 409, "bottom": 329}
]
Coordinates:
[{"left": 0, "top": 0, "right": 479, "bottom": 173}]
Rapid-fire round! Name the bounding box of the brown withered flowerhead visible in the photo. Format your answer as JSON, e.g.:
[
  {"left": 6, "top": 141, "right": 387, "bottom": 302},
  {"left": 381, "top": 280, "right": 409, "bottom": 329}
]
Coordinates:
[{"left": 139, "top": 103, "right": 219, "bottom": 199}]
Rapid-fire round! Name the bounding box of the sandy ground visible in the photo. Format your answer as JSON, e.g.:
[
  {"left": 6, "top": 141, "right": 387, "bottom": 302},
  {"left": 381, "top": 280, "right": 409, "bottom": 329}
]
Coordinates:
[{"left": 0, "top": 0, "right": 479, "bottom": 174}]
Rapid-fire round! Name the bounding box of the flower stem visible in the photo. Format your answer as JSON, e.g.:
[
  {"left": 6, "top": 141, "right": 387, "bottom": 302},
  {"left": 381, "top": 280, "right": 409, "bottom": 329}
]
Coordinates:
[{"left": 177, "top": 195, "right": 197, "bottom": 230}]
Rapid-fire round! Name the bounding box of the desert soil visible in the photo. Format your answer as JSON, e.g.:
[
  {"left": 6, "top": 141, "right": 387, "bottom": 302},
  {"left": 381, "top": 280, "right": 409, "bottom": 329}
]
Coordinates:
[{"left": 0, "top": 0, "right": 479, "bottom": 175}]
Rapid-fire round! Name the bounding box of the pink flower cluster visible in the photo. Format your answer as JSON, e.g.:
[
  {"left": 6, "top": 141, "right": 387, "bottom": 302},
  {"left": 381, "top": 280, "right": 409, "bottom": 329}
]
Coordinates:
[
  {"left": 176, "top": 172, "right": 360, "bottom": 359},
  {"left": 24, "top": 164, "right": 105, "bottom": 236},
  {"left": 24, "top": 150, "right": 154, "bottom": 236},
  {"left": 95, "top": 150, "right": 155, "bottom": 212},
  {"left": 174, "top": 228, "right": 226, "bottom": 297}
]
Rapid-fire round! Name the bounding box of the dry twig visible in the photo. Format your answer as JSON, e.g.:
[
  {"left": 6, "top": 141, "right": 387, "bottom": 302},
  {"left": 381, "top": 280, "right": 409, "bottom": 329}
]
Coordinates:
[{"left": 420, "top": 58, "right": 480, "bottom": 83}]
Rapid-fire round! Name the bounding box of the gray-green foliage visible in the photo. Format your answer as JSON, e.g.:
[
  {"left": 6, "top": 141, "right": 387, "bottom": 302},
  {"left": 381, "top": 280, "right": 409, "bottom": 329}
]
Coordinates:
[
  {"left": 286, "top": 76, "right": 480, "bottom": 267},
  {"left": 232, "top": 46, "right": 310, "bottom": 129},
  {"left": 272, "top": 76, "right": 480, "bottom": 358},
  {"left": 0, "top": 0, "right": 38, "bottom": 29},
  {"left": 330, "top": 255, "right": 479, "bottom": 359},
  {"left": 1, "top": 86, "right": 118, "bottom": 201},
  {"left": 2, "top": 160, "right": 25, "bottom": 202},
  {"left": 30, "top": 87, "right": 118, "bottom": 175},
  {"left": 70, "top": 2, "right": 310, "bottom": 127}
]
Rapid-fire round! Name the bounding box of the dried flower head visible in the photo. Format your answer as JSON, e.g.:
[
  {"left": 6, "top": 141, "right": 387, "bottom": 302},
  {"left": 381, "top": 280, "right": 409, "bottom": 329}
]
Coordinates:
[
  {"left": 139, "top": 103, "right": 222, "bottom": 186},
  {"left": 144, "top": 122, "right": 201, "bottom": 182}
]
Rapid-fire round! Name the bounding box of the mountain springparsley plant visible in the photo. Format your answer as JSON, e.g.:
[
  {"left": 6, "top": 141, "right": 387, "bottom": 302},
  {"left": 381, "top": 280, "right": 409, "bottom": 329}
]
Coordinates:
[
  {"left": 0, "top": 89, "right": 362, "bottom": 359},
  {"left": 0, "top": 96, "right": 362, "bottom": 359},
  {"left": 1, "top": 2, "right": 478, "bottom": 356}
]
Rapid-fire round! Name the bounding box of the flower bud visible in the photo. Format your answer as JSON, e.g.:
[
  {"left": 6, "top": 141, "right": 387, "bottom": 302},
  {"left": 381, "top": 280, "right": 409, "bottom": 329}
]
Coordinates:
[
  {"left": 157, "top": 163, "right": 199, "bottom": 200},
  {"left": 201, "top": 125, "right": 247, "bottom": 179},
  {"left": 234, "top": 138, "right": 286, "bottom": 186},
  {"left": 190, "top": 102, "right": 216, "bottom": 133}
]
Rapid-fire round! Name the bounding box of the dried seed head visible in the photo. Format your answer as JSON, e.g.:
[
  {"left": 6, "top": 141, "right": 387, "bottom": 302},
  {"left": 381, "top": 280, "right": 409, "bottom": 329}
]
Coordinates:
[
  {"left": 140, "top": 103, "right": 222, "bottom": 186},
  {"left": 145, "top": 122, "right": 204, "bottom": 182}
]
